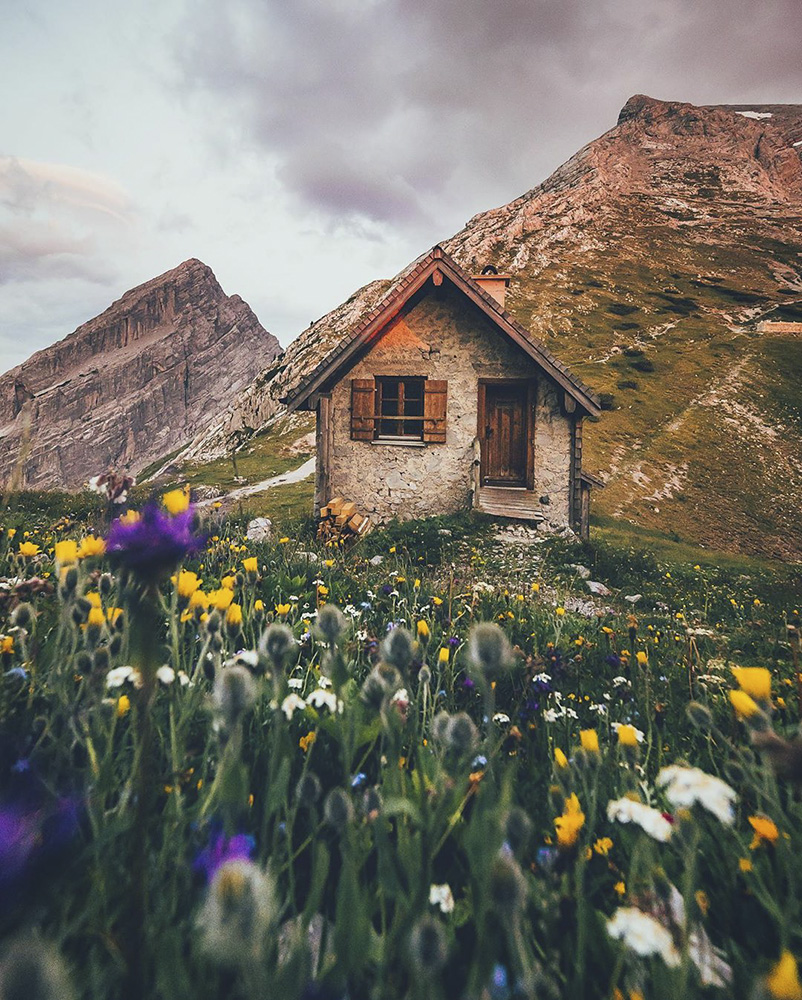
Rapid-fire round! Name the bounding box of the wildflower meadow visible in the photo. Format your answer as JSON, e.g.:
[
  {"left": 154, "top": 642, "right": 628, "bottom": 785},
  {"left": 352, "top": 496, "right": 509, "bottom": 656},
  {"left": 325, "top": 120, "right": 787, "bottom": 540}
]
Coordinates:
[{"left": 1, "top": 489, "right": 802, "bottom": 1000}]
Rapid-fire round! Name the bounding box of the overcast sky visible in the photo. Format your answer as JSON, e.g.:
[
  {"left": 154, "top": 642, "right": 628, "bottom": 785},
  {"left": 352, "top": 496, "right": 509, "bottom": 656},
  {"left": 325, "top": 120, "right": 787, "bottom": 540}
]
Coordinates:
[{"left": 1, "top": 0, "right": 800, "bottom": 374}]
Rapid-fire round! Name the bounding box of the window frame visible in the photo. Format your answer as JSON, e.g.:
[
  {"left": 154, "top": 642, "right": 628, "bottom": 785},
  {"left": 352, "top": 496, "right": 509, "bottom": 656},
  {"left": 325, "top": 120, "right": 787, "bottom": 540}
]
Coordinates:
[{"left": 374, "top": 375, "right": 426, "bottom": 441}]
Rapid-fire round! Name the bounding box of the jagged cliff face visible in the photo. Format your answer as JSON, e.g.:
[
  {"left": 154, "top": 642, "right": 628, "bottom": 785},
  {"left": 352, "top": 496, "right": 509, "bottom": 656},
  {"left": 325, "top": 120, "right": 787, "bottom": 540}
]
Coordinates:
[
  {"left": 171, "top": 96, "right": 802, "bottom": 557},
  {"left": 0, "top": 259, "right": 281, "bottom": 489}
]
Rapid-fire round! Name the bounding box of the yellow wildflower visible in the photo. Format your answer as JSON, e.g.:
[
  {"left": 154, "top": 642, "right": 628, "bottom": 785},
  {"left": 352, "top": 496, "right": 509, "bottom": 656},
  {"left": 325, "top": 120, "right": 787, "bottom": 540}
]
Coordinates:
[
  {"left": 617, "top": 724, "right": 639, "bottom": 747},
  {"left": 55, "top": 540, "right": 79, "bottom": 566},
  {"left": 175, "top": 570, "right": 202, "bottom": 600},
  {"left": 279, "top": 537, "right": 290, "bottom": 544},
  {"left": 7, "top": 528, "right": 16, "bottom": 538},
  {"left": 614, "top": 880, "right": 626, "bottom": 896},
  {"left": 389, "top": 546, "right": 396, "bottom": 554},
  {"left": 417, "top": 620, "right": 430, "bottom": 640},
  {"left": 299, "top": 731, "right": 317, "bottom": 752},
  {"left": 119, "top": 510, "right": 141, "bottom": 525},
  {"left": 1, "top": 635, "right": 13, "bottom": 654},
  {"left": 226, "top": 603, "right": 243, "bottom": 628},
  {"left": 18, "top": 541, "right": 40, "bottom": 557},
  {"left": 555, "top": 607, "right": 566, "bottom": 617},
  {"left": 438, "top": 647, "right": 450, "bottom": 664},
  {"left": 730, "top": 689, "right": 761, "bottom": 719},
  {"left": 531, "top": 582, "right": 540, "bottom": 592},
  {"left": 85, "top": 592, "right": 102, "bottom": 608},
  {"left": 555, "top": 793, "right": 585, "bottom": 848},
  {"left": 554, "top": 747, "right": 569, "bottom": 769},
  {"left": 749, "top": 814, "right": 779, "bottom": 848},
  {"left": 636, "top": 651, "right": 648, "bottom": 666},
  {"left": 593, "top": 837, "right": 613, "bottom": 857},
  {"left": 162, "top": 486, "right": 190, "bottom": 515},
  {"left": 221, "top": 575, "right": 236, "bottom": 590},
  {"left": 208, "top": 588, "right": 234, "bottom": 611},
  {"left": 107, "top": 608, "right": 123, "bottom": 625},
  {"left": 87, "top": 607, "right": 105, "bottom": 628},
  {"left": 116, "top": 694, "right": 130, "bottom": 717},
  {"left": 580, "top": 729, "right": 599, "bottom": 753},
  {"left": 254, "top": 599, "right": 265, "bottom": 613},
  {"left": 766, "top": 951, "right": 802, "bottom": 1000},
  {"left": 317, "top": 584, "right": 329, "bottom": 597},
  {"left": 432, "top": 596, "right": 443, "bottom": 606},
  {"left": 242, "top": 556, "right": 258, "bottom": 573},
  {"left": 275, "top": 603, "right": 291, "bottom": 616},
  {"left": 189, "top": 590, "right": 209, "bottom": 613},
  {"left": 732, "top": 667, "right": 772, "bottom": 701},
  {"left": 739, "top": 857, "right": 753, "bottom": 873},
  {"left": 77, "top": 535, "right": 106, "bottom": 559}
]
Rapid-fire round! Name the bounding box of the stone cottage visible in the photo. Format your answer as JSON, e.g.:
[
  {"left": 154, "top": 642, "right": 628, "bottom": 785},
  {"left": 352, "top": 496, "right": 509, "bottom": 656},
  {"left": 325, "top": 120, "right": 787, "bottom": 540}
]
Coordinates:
[{"left": 285, "top": 246, "right": 601, "bottom": 536}]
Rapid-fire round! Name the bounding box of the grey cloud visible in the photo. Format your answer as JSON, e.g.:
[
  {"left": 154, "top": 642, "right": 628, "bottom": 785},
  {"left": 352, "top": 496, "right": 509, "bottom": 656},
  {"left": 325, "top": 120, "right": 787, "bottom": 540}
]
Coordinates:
[
  {"left": 0, "top": 156, "right": 130, "bottom": 287},
  {"left": 173, "top": 0, "right": 801, "bottom": 237}
]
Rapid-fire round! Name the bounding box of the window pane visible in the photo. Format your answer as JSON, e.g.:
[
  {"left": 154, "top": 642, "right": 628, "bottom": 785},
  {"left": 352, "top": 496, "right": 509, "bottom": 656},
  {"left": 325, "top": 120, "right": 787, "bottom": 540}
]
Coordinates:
[{"left": 375, "top": 377, "right": 424, "bottom": 438}]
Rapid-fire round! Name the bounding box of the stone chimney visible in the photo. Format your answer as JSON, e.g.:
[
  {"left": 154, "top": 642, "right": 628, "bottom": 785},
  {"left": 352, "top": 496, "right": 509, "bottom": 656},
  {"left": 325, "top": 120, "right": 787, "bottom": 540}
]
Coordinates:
[{"left": 471, "top": 265, "right": 511, "bottom": 309}]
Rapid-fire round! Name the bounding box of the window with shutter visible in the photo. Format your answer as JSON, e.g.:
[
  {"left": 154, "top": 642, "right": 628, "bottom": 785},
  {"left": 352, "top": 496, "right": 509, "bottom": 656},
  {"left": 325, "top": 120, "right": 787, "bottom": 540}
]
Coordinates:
[
  {"left": 423, "top": 380, "right": 448, "bottom": 442},
  {"left": 350, "top": 376, "right": 448, "bottom": 443},
  {"left": 350, "top": 379, "right": 375, "bottom": 440}
]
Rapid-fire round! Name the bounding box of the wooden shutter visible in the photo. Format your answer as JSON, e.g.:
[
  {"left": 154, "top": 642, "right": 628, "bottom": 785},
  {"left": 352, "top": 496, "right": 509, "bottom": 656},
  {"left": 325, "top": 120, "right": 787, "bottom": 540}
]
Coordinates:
[
  {"left": 350, "top": 379, "right": 375, "bottom": 440},
  {"left": 423, "top": 380, "right": 448, "bottom": 443}
]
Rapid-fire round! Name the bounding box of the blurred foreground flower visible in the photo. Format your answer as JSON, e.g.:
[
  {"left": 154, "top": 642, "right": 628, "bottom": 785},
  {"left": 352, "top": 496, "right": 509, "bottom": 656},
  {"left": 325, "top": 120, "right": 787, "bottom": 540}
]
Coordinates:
[
  {"left": 607, "top": 797, "right": 673, "bottom": 842},
  {"left": 657, "top": 765, "right": 737, "bottom": 826},
  {"left": 198, "top": 859, "right": 277, "bottom": 965},
  {"left": 766, "top": 950, "right": 802, "bottom": 1000},
  {"left": 107, "top": 502, "right": 203, "bottom": 579},
  {"left": 607, "top": 907, "right": 680, "bottom": 967}
]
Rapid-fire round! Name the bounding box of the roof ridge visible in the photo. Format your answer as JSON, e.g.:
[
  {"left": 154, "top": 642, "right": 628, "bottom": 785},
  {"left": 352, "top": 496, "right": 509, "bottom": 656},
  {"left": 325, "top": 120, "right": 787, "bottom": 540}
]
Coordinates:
[{"left": 284, "top": 246, "right": 600, "bottom": 414}]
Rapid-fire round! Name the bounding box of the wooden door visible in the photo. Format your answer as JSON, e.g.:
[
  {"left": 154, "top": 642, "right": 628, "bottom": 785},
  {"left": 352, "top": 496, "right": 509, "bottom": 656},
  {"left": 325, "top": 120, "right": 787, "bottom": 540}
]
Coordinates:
[{"left": 483, "top": 384, "right": 528, "bottom": 485}]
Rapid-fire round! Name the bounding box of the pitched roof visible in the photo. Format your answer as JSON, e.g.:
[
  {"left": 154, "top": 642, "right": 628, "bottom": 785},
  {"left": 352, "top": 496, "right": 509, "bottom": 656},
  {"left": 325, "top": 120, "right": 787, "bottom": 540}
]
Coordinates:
[{"left": 284, "top": 245, "right": 601, "bottom": 415}]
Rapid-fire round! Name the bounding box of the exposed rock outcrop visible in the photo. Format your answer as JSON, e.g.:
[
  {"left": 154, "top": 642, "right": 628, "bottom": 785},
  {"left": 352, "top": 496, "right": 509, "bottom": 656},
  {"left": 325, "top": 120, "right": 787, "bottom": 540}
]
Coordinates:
[{"left": 0, "top": 259, "right": 281, "bottom": 489}]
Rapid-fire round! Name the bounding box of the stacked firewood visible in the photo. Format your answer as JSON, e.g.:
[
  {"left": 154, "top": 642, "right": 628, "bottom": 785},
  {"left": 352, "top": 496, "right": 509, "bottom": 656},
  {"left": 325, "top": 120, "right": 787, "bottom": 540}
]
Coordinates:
[{"left": 317, "top": 497, "right": 371, "bottom": 545}]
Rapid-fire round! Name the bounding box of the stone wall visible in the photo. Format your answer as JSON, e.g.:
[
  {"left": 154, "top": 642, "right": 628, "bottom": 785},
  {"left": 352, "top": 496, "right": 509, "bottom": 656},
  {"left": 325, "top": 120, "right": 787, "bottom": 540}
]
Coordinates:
[{"left": 324, "top": 286, "right": 573, "bottom": 525}]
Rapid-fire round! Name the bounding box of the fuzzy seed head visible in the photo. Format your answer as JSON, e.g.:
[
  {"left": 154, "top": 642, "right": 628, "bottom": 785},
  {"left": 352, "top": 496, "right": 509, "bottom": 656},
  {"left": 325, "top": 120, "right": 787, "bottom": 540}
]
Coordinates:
[
  {"left": 213, "top": 665, "right": 257, "bottom": 731},
  {"left": 431, "top": 710, "right": 451, "bottom": 746},
  {"left": 259, "top": 623, "right": 296, "bottom": 669},
  {"left": 198, "top": 860, "right": 277, "bottom": 966},
  {"left": 408, "top": 916, "right": 448, "bottom": 979},
  {"left": 489, "top": 853, "right": 528, "bottom": 916},
  {"left": 444, "top": 712, "right": 479, "bottom": 761},
  {"left": 295, "top": 772, "right": 322, "bottom": 808},
  {"left": 467, "top": 622, "right": 512, "bottom": 682},
  {"left": 315, "top": 604, "right": 346, "bottom": 645},
  {"left": 381, "top": 627, "right": 415, "bottom": 673},
  {"left": 323, "top": 787, "right": 354, "bottom": 833},
  {"left": 11, "top": 603, "right": 34, "bottom": 629},
  {"left": 504, "top": 807, "right": 533, "bottom": 857},
  {"left": 687, "top": 701, "right": 713, "bottom": 731}
]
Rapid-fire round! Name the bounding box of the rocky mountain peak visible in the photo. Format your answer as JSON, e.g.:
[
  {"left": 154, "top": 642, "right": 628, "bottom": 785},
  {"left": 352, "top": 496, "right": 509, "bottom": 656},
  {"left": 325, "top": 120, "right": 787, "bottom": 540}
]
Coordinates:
[{"left": 0, "top": 261, "right": 281, "bottom": 489}]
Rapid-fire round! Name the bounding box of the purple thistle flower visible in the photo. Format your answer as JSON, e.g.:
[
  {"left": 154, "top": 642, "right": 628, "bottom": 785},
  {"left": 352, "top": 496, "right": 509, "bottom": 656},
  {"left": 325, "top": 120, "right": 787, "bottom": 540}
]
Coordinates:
[
  {"left": 448, "top": 636, "right": 460, "bottom": 647},
  {"left": 106, "top": 503, "right": 205, "bottom": 578},
  {"left": 193, "top": 827, "right": 255, "bottom": 882}
]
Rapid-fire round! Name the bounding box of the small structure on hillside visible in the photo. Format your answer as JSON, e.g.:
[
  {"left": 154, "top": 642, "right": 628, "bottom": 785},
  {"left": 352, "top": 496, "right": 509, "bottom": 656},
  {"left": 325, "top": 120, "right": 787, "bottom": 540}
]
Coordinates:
[{"left": 284, "top": 246, "right": 602, "bottom": 537}]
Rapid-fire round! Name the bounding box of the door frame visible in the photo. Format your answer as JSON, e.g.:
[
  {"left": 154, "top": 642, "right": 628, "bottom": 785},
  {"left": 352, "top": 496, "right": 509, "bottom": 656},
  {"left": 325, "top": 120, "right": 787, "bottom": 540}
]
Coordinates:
[{"left": 477, "top": 378, "right": 536, "bottom": 490}]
